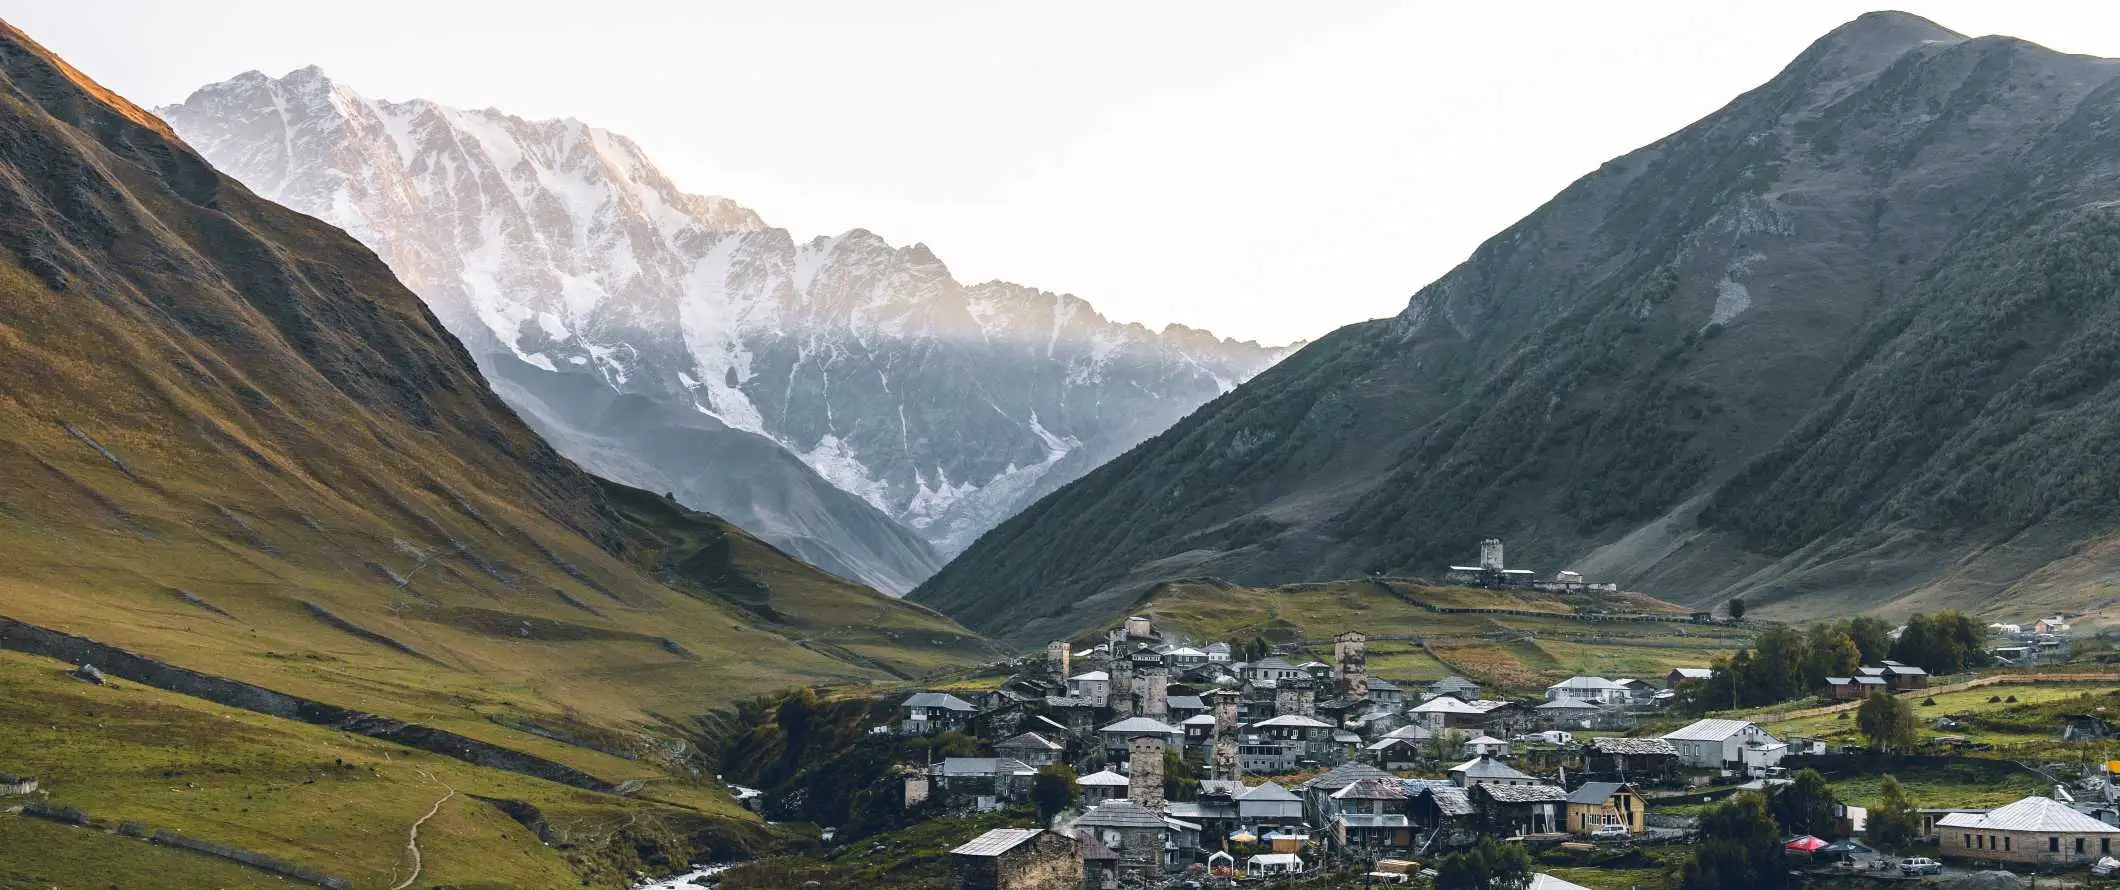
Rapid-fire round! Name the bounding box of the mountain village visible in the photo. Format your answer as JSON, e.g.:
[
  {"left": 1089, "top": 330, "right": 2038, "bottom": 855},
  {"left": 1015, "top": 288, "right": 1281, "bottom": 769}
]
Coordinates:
[{"left": 841, "top": 563, "right": 2120, "bottom": 890}]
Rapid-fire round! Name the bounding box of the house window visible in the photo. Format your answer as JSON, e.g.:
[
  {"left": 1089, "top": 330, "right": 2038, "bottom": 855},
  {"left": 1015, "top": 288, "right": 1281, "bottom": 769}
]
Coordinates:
[
  {"left": 2078, "top": 838, "right": 2087, "bottom": 855},
  {"left": 2104, "top": 838, "right": 2111, "bottom": 855},
  {"left": 2003, "top": 837, "right": 2010, "bottom": 851},
  {"left": 1963, "top": 834, "right": 1972, "bottom": 848},
  {"left": 2051, "top": 837, "right": 2061, "bottom": 853}
]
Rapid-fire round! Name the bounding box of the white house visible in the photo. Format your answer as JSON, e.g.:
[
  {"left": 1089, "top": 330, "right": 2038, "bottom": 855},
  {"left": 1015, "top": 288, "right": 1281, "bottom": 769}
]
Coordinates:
[
  {"left": 1545, "top": 677, "right": 1630, "bottom": 704},
  {"left": 1661, "top": 719, "right": 1781, "bottom": 771},
  {"left": 1205, "top": 642, "right": 1233, "bottom": 663},
  {"left": 1462, "top": 734, "right": 1510, "bottom": 757},
  {"left": 1235, "top": 781, "right": 1305, "bottom": 822}
]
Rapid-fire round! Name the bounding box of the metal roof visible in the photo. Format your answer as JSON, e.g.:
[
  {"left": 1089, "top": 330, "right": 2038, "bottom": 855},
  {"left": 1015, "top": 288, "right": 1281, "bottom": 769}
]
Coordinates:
[
  {"left": 1181, "top": 714, "right": 1219, "bottom": 725},
  {"left": 1254, "top": 715, "right": 1334, "bottom": 729},
  {"left": 1336, "top": 813, "right": 1412, "bottom": 828},
  {"left": 932, "top": 757, "right": 1036, "bottom": 777},
  {"left": 1450, "top": 756, "right": 1533, "bottom": 781},
  {"left": 1235, "top": 781, "right": 1301, "bottom": 802},
  {"left": 1068, "top": 670, "right": 1109, "bottom": 681},
  {"left": 1100, "top": 717, "right": 1181, "bottom": 735},
  {"left": 998, "top": 732, "right": 1063, "bottom": 751},
  {"left": 1077, "top": 799, "right": 1171, "bottom": 829},
  {"left": 1537, "top": 697, "right": 1602, "bottom": 710},
  {"left": 1410, "top": 696, "right": 1482, "bottom": 714},
  {"left": 902, "top": 692, "right": 976, "bottom": 711},
  {"left": 1076, "top": 769, "right": 1130, "bottom": 786},
  {"left": 1167, "top": 695, "right": 1206, "bottom": 710},
  {"left": 1549, "top": 676, "right": 1626, "bottom": 690},
  {"left": 1331, "top": 777, "right": 1410, "bottom": 801},
  {"left": 1529, "top": 874, "right": 1593, "bottom": 890},
  {"left": 1566, "top": 782, "right": 1632, "bottom": 805},
  {"left": 1937, "top": 796, "right": 2120, "bottom": 833},
  {"left": 1662, "top": 718, "right": 1765, "bottom": 742},
  {"left": 951, "top": 828, "right": 1047, "bottom": 857}
]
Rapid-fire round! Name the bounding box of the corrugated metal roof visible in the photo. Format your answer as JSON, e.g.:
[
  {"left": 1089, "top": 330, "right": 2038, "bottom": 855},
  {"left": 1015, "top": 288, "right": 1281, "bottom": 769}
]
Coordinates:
[
  {"left": 1566, "top": 782, "right": 1631, "bottom": 805},
  {"left": 1101, "top": 717, "right": 1181, "bottom": 735},
  {"left": 902, "top": 692, "right": 976, "bottom": 711},
  {"left": 1662, "top": 718, "right": 1763, "bottom": 742},
  {"left": 1255, "top": 714, "right": 1334, "bottom": 729},
  {"left": 951, "top": 828, "right": 1043, "bottom": 856},
  {"left": 1076, "top": 769, "right": 1130, "bottom": 786},
  {"left": 1236, "top": 781, "right": 1302, "bottom": 801},
  {"left": 1450, "top": 756, "right": 1533, "bottom": 780},
  {"left": 998, "top": 731, "right": 1063, "bottom": 751},
  {"left": 1938, "top": 796, "right": 2120, "bottom": 833},
  {"left": 1337, "top": 813, "right": 1412, "bottom": 828}
]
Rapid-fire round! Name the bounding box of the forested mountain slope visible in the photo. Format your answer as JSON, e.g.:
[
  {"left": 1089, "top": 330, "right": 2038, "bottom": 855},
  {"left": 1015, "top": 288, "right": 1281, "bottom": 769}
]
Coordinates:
[{"left": 916, "top": 12, "right": 2120, "bottom": 643}]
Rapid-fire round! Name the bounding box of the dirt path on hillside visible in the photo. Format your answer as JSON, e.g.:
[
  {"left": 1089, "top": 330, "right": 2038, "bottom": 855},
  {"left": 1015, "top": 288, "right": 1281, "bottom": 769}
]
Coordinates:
[{"left": 391, "top": 769, "right": 455, "bottom": 890}]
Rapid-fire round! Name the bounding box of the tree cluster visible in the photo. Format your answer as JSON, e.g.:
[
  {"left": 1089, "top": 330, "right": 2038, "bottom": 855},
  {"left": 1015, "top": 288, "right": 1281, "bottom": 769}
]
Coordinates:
[
  {"left": 1434, "top": 836, "right": 1533, "bottom": 890},
  {"left": 1856, "top": 690, "right": 1918, "bottom": 753},
  {"left": 1677, "top": 611, "right": 1982, "bottom": 712},
  {"left": 1682, "top": 792, "right": 1792, "bottom": 890}
]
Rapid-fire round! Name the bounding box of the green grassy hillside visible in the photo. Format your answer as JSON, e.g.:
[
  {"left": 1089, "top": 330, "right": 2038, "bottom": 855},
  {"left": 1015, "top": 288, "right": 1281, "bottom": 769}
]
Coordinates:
[
  {"left": 1124, "top": 579, "right": 1741, "bottom": 691},
  {"left": 0, "top": 18, "right": 990, "bottom": 886}
]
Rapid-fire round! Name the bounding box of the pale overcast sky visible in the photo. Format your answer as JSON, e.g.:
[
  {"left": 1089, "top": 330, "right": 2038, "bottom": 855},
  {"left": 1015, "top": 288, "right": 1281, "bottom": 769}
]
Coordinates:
[{"left": 11, "top": 2, "right": 2120, "bottom": 343}]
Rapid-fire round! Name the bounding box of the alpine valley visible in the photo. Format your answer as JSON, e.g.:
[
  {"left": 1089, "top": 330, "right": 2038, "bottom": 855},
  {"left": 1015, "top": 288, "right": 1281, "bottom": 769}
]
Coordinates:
[
  {"left": 916, "top": 12, "right": 2120, "bottom": 644},
  {"left": 157, "top": 71, "right": 1288, "bottom": 594}
]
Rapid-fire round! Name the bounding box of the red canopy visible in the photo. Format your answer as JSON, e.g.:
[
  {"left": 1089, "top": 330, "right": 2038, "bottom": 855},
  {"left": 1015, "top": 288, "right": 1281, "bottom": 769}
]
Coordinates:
[{"left": 1785, "top": 836, "right": 1827, "bottom": 853}]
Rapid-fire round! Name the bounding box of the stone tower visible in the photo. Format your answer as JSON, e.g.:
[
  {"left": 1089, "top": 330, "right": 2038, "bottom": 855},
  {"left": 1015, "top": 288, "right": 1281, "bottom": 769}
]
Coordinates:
[
  {"left": 1124, "top": 615, "right": 1154, "bottom": 639},
  {"left": 1295, "top": 678, "right": 1317, "bottom": 719},
  {"left": 1334, "top": 630, "right": 1369, "bottom": 698},
  {"left": 1127, "top": 735, "right": 1166, "bottom": 810},
  {"left": 1209, "top": 688, "right": 1241, "bottom": 734},
  {"left": 1047, "top": 641, "right": 1070, "bottom": 682},
  {"left": 1141, "top": 661, "right": 1169, "bottom": 720},
  {"left": 1273, "top": 679, "right": 1301, "bottom": 717},
  {"left": 1109, "top": 644, "right": 1136, "bottom": 716},
  {"left": 1211, "top": 734, "right": 1240, "bottom": 782},
  {"left": 1479, "top": 537, "right": 1505, "bottom": 572}
]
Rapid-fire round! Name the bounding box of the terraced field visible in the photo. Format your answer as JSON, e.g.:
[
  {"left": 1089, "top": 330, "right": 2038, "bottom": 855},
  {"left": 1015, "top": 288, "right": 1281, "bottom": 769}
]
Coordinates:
[{"left": 1124, "top": 579, "right": 1746, "bottom": 691}]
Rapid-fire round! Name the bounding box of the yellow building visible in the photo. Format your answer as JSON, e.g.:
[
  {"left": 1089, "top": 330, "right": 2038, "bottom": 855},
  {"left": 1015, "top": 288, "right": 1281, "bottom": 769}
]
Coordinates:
[{"left": 1565, "top": 782, "right": 1645, "bottom": 835}]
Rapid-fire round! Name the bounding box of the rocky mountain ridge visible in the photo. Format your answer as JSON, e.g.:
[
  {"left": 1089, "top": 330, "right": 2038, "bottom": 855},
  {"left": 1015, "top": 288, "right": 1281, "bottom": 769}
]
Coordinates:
[
  {"left": 158, "top": 71, "right": 1288, "bottom": 591},
  {"left": 914, "top": 11, "right": 2120, "bottom": 642}
]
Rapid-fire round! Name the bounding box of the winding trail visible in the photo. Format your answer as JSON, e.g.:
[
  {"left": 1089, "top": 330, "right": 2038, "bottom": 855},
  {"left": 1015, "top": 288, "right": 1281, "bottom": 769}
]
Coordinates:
[{"left": 391, "top": 769, "right": 456, "bottom": 890}]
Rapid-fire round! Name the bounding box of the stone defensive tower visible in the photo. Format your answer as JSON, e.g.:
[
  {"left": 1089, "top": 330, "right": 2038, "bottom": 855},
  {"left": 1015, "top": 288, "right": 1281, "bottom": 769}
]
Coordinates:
[
  {"left": 1479, "top": 537, "right": 1505, "bottom": 572},
  {"left": 1334, "top": 630, "right": 1369, "bottom": 698},
  {"left": 1109, "top": 644, "right": 1136, "bottom": 716},
  {"left": 1127, "top": 735, "right": 1166, "bottom": 810},
  {"left": 1211, "top": 735, "right": 1240, "bottom": 782},
  {"left": 1141, "top": 661, "right": 1169, "bottom": 719},
  {"left": 1046, "top": 640, "right": 1070, "bottom": 682}
]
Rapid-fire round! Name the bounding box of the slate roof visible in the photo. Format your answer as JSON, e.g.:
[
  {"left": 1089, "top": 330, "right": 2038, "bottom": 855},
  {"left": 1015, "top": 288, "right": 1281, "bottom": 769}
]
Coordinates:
[
  {"left": 1589, "top": 737, "right": 1677, "bottom": 756},
  {"left": 1937, "top": 796, "right": 2120, "bottom": 833},
  {"left": 1422, "top": 785, "right": 1475, "bottom": 816},
  {"left": 1197, "top": 779, "right": 1246, "bottom": 798},
  {"left": 1477, "top": 783, "right": 1568, "bottom": 803},
  {"left": 1293, "top": 761, "right": 1389, "bottom": 792},
  {"left": 902, "top": 692, "right": 976, "bottom": 711},
  {"left": 1662, "top": 718, "right": 1763, "bottom": 742},
  {"left": 1331, "top": 777, "right": 1409, "bottom": 801},
  {"left": 952, "top": 828, "right": 1044, "bottom": 857},
  {"left": 932, "top": 757, "right": 1036, "bottom": 777},
  {"left": 1367, "top": 679, "right": 1403, "bottom": 692},
  {"left": 1566, "top": 781, "right": 1631, "bottom": 805},
  {"left": 1075, "top": 829, "right": 1119, "bottom": 860},
  {"left": 1078, "top": 799, "right": 1174, "bottom": 829},
  {"left": 1250, "top": 656, "right": 1299, "bottom": 671}
]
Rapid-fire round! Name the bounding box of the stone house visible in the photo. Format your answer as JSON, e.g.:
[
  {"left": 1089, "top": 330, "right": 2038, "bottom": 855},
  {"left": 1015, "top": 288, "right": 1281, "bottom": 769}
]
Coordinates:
[
  {"left": 928, "top": 758, "right": 1039, "bottom": 810},
  {"left": 1565, "top": 782, "right": 1644, "bottom": 835},
  {"left": 1327, "top": 777, "right": 1414, "bottom": 854},
  {"left": 1065, "top": 671, "right": 1111, "bottom": 706},
  {"left": 1367, "top": 679, "right": 1405, "bottom": 707},
  {"left": 1582, "top": 737, "right": 1678, "bottom": 783},
  {"left": 1408, "top": 784, "right": 1478, "bottom": 850},
  {"left": 1076, "top": 830, "right": 1119, "bottom": 890},
  {"left": 1470, "top": 782, "right": 1568, "bottom": 836},
  {"left": 1448, "top": 754, "right": 1538, "bottom": 789},
  {"left": 1076, "top": 769, "right": 1129, "bottom": 803},
  {"left": 996, "top": 732, "right": 1065, "bottom": 767},
  {"left": 900, "top": 692, "right": 977, "bottom": 735},
  {"left": 1428, "top": 676, "right": 1482, "bottom": 701},
  {"left": 951, "top": 828, "right": 1083, "bottom": 890},
  {"left": 1097, "top": 717, "right": 1181, "bottom": 760},
  {"left": 1366, "top": 735, "right": 1426, "bottom": 771},
  {"left": 1075, "top": 799, "right": 1170, "bottom": 876},
  {"left": 1938, "top": 796, "right": 2120, "bottom": 866},
  {"left": 1536, "top": 697, "right": 1607, "bottom": 730}
]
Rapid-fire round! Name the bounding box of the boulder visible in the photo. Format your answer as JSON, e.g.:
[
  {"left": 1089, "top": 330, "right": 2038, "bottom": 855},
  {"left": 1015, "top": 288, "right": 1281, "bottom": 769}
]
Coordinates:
[{"left": 71, "top": 663, "right": 105, "bottom": 685}]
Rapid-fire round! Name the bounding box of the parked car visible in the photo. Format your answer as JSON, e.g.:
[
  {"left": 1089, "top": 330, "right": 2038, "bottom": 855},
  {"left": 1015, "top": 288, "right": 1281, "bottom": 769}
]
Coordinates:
[
  {"left": 1899, "top": 858, "right": 1942, "bottom": 876},
  {"left": 1590, "top": 825, "right": 1631, "bottom": 840}
]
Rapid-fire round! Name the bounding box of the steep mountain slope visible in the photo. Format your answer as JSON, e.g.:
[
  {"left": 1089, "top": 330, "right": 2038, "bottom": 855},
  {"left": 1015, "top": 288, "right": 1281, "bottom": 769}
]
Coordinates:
[
  {"left": 0, "top": 17, "right": 986, "bottom": 881},
  {"left": 156, "top": 71, "right": 1288, "bottom": 591},
  {"left": 915, "top": 12, "right": 2120, "bottom": 642}
]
